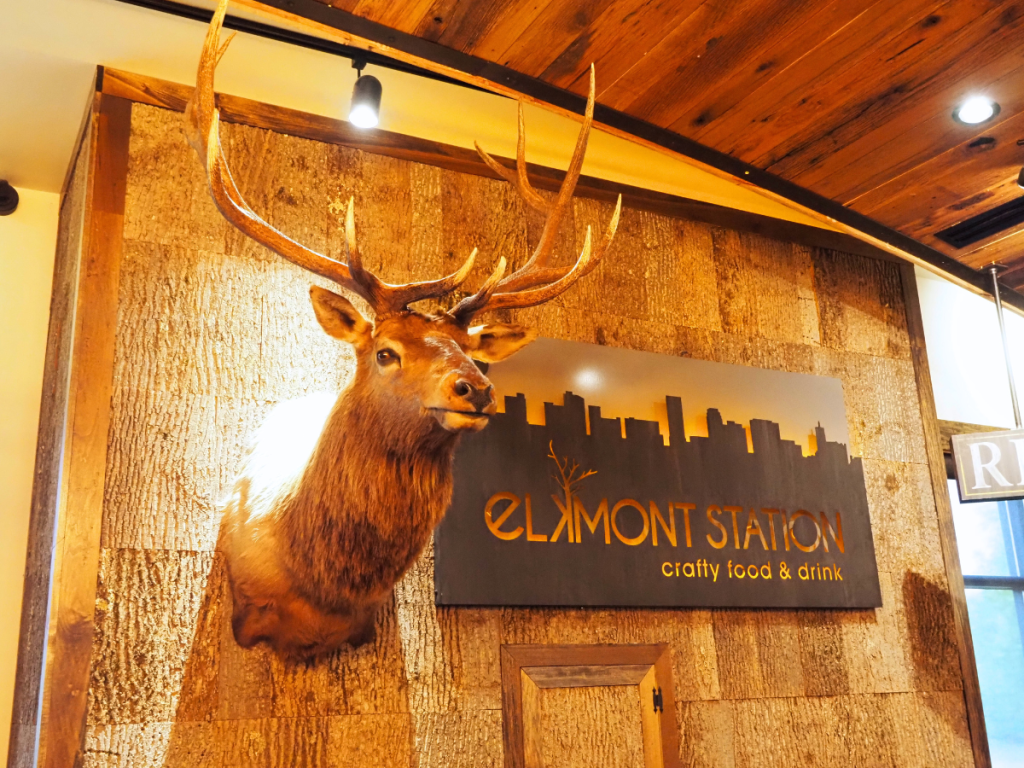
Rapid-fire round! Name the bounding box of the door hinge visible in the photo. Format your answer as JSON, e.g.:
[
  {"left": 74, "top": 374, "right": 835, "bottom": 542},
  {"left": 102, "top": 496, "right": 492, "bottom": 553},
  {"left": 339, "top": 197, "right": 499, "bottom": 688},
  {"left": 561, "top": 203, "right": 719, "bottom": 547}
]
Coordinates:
[{"left": 652, "top": 687, "right": 663, "bottom": 713}]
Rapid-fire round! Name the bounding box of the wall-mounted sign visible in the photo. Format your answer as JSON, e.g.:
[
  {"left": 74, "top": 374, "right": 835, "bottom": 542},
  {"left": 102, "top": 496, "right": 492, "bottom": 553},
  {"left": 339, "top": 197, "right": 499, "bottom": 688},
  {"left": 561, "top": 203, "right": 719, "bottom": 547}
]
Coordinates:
[
  {"left": 435, "top": 339, "right": 882, "bottom": 609},
  {"left": 951, "top": 428, "right": 1024, "bottom": 502}
]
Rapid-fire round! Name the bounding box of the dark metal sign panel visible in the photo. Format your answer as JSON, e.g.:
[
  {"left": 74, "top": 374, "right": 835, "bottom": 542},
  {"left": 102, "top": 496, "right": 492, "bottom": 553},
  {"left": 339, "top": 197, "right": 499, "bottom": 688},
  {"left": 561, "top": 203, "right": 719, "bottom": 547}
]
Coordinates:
[
  {"left": 952, "top": 428, "right": 1024, "bottom": 502},
  {"left": 435, "top": 339, "right": 882, "bottom": 609}
]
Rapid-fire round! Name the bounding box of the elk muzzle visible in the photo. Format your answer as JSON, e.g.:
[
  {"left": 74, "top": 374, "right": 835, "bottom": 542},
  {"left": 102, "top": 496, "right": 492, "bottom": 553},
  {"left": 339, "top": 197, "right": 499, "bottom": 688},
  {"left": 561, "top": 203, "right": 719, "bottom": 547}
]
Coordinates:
[
  {"left": 430, "top": 369, "right": 496, "bottom": 432},
  {"left": 454, "top": 379, "right": 495, "bottom": 413}
]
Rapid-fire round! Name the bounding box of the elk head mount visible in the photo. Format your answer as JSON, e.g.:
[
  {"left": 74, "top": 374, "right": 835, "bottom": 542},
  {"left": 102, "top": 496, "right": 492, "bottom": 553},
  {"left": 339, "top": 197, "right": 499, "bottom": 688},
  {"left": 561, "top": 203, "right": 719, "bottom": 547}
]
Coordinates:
[{"left": 186, "top": 0, "right": 620, "bottom": 660}]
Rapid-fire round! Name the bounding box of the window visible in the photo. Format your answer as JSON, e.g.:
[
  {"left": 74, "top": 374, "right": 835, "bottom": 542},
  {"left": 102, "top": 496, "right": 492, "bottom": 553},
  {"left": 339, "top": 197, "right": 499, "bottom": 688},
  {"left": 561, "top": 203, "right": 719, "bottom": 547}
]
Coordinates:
[{"left": 949, "top": 479, "right": 1024, "bottom": 768}]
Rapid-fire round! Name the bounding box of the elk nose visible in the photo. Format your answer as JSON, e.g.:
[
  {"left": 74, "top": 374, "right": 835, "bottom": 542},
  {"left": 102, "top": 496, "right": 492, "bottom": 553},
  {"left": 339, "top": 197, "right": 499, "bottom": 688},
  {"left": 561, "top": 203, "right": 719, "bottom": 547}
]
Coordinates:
[{"left": 454, "top": 379, "right": 494, "bottom": 412}]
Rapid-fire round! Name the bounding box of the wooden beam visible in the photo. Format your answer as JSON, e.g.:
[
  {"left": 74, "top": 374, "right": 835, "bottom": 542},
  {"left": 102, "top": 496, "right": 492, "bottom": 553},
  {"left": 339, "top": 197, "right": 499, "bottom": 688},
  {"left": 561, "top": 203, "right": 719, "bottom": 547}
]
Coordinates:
[
  {"left": 100, "top": 67, "right": 903, "bottom": 264},
  {"left": 112, "top": 0, "right": 486, "bottom": 90},
  {"left": 1002, "top": 255, "right": 1024, "bottom": 291},
  {"left": 522, "top": 664, "right": 652, "bottom": 688},
  {"left": 34, "top": 93, "right": 132, "bottom": 768},
  {"left": 937, "top": 419, "right": 1006, "bottom": 456},
  {"left": 900, "top": 262, "right": 992, "bottom": 768},
  {"left": 58, "top": 69, "right": 101, "bottom": 205}
]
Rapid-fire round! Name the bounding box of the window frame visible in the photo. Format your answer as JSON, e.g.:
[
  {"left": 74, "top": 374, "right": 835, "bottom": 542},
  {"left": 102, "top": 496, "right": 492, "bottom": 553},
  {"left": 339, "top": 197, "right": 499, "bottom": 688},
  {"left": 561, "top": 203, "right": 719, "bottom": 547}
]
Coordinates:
[{"left": 955, "top": 491, "right": 1024, "bottom": 646}]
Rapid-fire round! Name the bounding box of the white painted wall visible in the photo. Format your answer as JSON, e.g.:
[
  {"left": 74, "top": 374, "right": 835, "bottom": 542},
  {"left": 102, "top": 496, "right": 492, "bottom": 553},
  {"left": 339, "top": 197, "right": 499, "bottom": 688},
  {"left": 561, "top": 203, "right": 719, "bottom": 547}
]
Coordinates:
[
  {"left": 916, "top": 266, "right": 1024, "bottom": 428},
  {"left": 0, "top": 188, "right": 58, "bottom": 768}
]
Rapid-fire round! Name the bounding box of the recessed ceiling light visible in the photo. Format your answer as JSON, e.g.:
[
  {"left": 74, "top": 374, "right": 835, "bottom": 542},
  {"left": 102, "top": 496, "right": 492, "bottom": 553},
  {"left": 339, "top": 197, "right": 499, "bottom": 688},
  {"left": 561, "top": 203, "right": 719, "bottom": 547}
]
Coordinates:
[{"left": 953, "top": 96, "right": 1000, "bottom": 125}]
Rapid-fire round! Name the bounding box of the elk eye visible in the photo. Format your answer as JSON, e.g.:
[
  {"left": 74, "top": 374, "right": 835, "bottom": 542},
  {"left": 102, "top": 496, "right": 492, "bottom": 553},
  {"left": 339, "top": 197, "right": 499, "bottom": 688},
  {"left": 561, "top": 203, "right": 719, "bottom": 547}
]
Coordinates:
[{"left": 376, "top": 349, "right": 399, "bottom": 365}]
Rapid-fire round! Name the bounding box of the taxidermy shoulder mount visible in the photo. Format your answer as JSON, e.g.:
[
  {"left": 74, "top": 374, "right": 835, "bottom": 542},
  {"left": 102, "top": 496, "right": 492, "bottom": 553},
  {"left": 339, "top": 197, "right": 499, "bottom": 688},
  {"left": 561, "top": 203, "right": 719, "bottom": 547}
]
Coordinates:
[{"left": 186, "top": 0, "right": 620, "bottom": 660}]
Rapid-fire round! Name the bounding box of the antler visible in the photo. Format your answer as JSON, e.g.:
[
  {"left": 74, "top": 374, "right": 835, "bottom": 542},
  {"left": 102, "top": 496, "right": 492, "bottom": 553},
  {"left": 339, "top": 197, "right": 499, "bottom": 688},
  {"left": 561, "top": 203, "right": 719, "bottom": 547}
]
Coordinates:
[
  {"left": 185, "top": 0, "right": 477, "bottom": 317},
  {"left": 450, "top": 67, "right": 621, "bottom": 324}
]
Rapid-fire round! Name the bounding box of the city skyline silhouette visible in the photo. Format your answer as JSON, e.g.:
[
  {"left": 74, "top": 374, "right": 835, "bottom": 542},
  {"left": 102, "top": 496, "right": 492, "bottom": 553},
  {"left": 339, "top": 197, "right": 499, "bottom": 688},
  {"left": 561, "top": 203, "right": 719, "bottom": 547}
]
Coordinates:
[{"left": 437, "top": 389, "right": 882, "bottom": 609}]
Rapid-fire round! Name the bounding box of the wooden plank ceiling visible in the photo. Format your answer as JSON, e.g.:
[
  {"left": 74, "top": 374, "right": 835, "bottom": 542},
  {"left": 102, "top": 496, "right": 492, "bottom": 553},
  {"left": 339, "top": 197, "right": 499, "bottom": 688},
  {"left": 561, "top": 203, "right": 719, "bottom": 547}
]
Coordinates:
[{"left": 316, "top": 0, "right": 1024, "bottom": 288}]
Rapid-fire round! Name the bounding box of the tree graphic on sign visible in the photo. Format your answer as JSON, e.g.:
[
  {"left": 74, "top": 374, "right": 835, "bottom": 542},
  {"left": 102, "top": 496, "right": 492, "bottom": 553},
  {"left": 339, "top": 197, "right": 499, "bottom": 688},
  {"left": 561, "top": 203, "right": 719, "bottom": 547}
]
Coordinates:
[{"left": 548, "top": 440, "right": 597, "bottom": 514}]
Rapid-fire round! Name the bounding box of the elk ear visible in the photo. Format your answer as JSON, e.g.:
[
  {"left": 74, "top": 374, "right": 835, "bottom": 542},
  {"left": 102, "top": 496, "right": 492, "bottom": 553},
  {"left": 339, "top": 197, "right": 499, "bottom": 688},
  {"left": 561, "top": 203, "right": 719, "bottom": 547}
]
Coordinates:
[
  {"left": 310, "top": 286, "right": 372, "bottom": 345},
  {"left": 469, "top": 323, "right": 537, "bottom": 363}
]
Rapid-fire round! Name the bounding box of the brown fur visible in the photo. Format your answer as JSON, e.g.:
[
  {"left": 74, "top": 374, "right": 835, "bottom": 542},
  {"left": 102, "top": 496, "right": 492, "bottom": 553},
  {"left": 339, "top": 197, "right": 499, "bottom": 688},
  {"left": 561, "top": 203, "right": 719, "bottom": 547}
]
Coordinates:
[{"left": 218, "top": 289, "right": 535, "bottom": 660}]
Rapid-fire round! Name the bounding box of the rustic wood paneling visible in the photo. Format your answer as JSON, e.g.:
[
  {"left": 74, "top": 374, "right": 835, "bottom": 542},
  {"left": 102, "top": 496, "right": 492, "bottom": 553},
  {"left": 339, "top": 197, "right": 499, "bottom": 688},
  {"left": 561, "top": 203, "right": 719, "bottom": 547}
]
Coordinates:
[
  {"left": 730, "top": 691, "right": 974, "bottom": 767},
  {"left": 861, "top": 458, "right": 946, "bottom": 579},
  {"left": 539, "top": 686, "right": 645, "bottom": 766},
  {"left": 675, "top": 699, "right": 734, "bottom": 768},
  {"left": 838, "top": 572, "right": 914, "bottom": 696},
  {"left": 22, "top": 90, "right": 984, "bottom": 768}
]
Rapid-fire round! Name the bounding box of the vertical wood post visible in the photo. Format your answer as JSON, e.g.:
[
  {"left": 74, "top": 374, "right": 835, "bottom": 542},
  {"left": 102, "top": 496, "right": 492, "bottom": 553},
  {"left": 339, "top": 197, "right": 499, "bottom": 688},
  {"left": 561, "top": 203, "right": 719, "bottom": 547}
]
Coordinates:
[
  {"left": 900, "top": 262, "right": 991, "bottom": 768},
  {"left": 11, "top": 91, "right": 132, "bottom": 768}
]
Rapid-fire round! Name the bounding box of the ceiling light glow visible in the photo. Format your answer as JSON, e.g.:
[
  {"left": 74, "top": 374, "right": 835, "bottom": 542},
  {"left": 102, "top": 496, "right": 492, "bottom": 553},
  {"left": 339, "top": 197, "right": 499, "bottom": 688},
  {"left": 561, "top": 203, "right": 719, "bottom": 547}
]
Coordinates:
[
  {"left": 954, "top": 96, "right": 999, "bottom": 125},
  {"left": 349, "top": 103, "right": 378, "bottom": 129}
]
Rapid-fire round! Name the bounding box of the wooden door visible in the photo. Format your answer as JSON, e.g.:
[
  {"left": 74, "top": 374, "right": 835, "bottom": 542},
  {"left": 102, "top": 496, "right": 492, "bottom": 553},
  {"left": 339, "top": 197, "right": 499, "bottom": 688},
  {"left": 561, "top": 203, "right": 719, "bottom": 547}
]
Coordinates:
[{"left": 501, "top": 645, "right": 679, "bottom": 768}]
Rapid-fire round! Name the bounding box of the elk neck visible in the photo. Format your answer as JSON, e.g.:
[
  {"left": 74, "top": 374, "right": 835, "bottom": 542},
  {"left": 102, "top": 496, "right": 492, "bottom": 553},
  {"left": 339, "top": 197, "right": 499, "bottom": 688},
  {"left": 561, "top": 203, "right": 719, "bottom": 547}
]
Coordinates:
[{"left": 279, "top": 368, "right": 461, "bottom": 608}]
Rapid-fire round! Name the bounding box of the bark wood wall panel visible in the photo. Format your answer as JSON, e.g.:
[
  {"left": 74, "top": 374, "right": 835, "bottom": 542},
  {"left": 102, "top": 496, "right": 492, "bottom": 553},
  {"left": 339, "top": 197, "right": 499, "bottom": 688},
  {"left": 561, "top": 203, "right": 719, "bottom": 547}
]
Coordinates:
[
  {"left": 539, "top": 685, "right": 645, "bottom": 766},
  {"left": 412, "top": 710, "right": 504, "bottom": 768},
  {"left": 100, "top": 391, "right": 219, "bottom": 550},
  {"left": 861, "top": 459, "right": 946, "bottom": 579},
  {"left": 112, "top": 240, "right": 265, "bottom": 399},
  {"left": 89, "top": 549, "right": 216, "bottom": 725},
  {"left": 65, "top": 100, "right": 977, "bottom": 767},
  {"left": 712, "top": 229, "right": 817, "bottom": 346},
  {"left": 812, "top": 249, "right": 911, "bottom": 360},
  {"left": 676, "top": 699, "right": 735, "bottom": 768},
  {"left": 730, "top": 692, "right": 974, "bottom": 768},
  {"left": 838, "top": 572, "right": 914, "bottom": 696},
  {"left": 642, "top": 215, "right": 721, "bottom": 331}
]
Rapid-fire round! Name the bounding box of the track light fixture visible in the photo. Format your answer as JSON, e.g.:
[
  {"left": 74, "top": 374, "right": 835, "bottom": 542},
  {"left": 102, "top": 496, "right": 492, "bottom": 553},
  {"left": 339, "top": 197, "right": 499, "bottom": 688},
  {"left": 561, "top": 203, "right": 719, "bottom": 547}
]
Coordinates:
[{"left": 349, "top": 59, "right": 382, "bottom": 129}]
